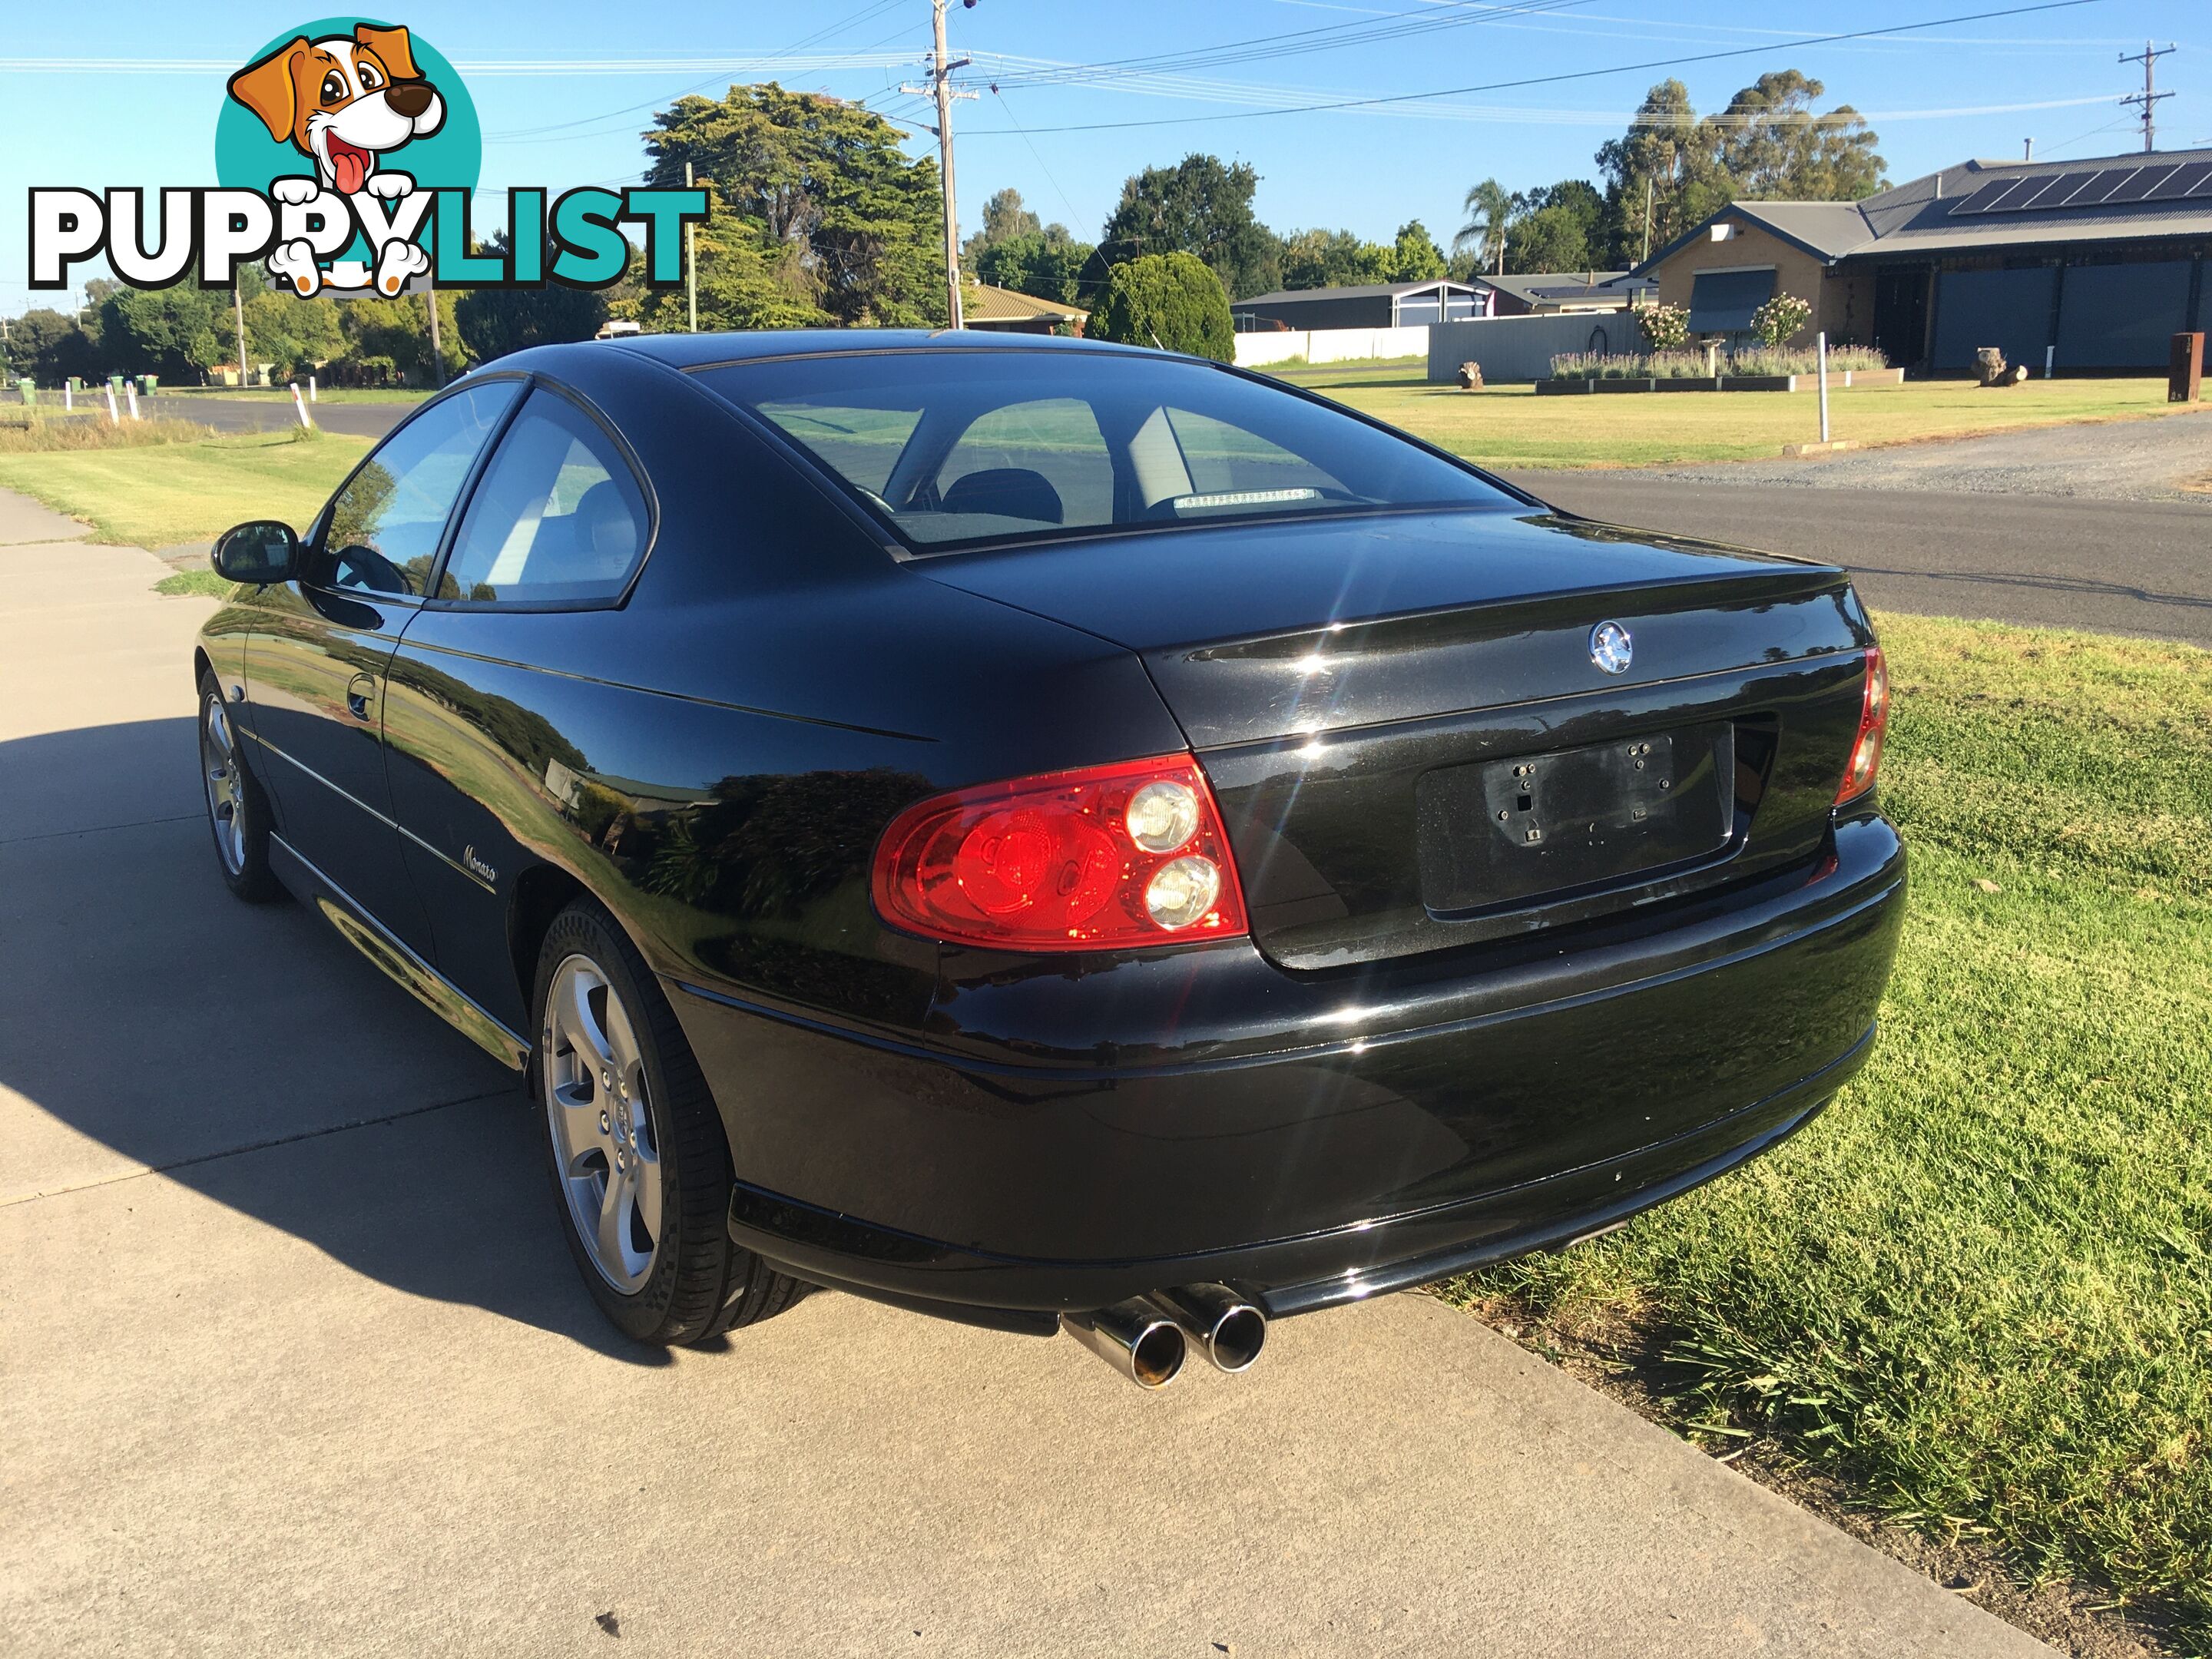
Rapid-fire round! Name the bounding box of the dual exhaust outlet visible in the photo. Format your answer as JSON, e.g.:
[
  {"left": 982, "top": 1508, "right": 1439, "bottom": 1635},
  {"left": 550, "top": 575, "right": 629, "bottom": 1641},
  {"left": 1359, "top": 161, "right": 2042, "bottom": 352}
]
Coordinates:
[{"left": 1058, "top": 1284, "right": 1266, "bottom": 1389}]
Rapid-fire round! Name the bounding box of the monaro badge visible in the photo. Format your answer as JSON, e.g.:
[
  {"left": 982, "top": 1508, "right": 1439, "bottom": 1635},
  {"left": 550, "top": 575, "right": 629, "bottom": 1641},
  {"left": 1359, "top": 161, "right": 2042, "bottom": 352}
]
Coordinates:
[{"left": 1589, "top": 621, "right": 1634, "bottom": 675}]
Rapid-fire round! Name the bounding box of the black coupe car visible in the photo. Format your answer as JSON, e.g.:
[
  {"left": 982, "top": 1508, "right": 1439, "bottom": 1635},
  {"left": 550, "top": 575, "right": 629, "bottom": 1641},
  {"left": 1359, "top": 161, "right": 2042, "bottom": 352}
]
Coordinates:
[{"left": 197, "top": 332, "right": 1902, "bottom": 1388}]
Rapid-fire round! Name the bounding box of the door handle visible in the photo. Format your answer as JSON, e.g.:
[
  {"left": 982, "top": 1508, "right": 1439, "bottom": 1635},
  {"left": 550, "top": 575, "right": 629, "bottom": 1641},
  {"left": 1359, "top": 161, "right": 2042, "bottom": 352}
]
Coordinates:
[{"left": 346, "top": 672, "right": 376, "bottom": 722}]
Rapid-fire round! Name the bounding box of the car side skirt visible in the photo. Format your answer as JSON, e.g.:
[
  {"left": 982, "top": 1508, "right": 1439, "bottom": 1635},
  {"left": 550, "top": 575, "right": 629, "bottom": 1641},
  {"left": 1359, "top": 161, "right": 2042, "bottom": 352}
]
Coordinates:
[{"left": 269, "top": 834, "right": 531, "bottom": 1072}]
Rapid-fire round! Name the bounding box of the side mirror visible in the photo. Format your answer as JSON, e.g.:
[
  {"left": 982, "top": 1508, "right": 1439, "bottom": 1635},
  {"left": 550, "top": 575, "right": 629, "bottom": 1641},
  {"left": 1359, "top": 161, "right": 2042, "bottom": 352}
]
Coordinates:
[{"left": 212, "top": 520, "right": 300, "bottom": 586}]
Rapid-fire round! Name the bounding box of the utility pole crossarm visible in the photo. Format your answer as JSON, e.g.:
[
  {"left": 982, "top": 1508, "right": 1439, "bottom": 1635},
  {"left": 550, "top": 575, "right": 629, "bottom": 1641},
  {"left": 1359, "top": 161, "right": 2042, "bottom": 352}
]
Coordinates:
[{"left": 2118, "top": 40, "right": 2177, "bottom": 154}]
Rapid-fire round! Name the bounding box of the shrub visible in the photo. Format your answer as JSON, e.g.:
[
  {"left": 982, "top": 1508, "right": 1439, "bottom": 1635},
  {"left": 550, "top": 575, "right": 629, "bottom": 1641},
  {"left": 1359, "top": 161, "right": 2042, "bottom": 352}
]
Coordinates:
[
  {"left": 1086, "top": 252, "right": 1235, "bottom": 362},
  {"left": 1748, "top": 292, "right": 1813, "bottom": 349},
  {"left": 1638, "top": 303, "right": 1690, "bottom": 352}
]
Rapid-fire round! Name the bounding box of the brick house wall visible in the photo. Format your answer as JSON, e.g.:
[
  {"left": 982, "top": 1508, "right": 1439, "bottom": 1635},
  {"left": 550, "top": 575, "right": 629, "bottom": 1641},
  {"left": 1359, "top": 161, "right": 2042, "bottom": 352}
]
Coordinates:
[{"left": 1648, "top": 215, "right": 1873, "bottom": 346}]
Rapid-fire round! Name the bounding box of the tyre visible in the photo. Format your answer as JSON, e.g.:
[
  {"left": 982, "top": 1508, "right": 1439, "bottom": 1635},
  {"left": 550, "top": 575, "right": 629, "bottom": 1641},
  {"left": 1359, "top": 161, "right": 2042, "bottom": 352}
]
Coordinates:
[
  {"left": 531, "top": 898, "right": 804, "bottom": 1346},
  {"left": 197, "top": 671, "right": 281, "bottom": 903}
]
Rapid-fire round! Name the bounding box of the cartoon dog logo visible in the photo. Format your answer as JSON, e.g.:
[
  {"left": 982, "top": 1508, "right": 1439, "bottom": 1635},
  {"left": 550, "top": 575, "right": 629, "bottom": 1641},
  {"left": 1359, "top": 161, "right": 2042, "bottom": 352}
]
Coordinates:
[{"left": 227, "top": 23, "right": 444, "bottom": 296}]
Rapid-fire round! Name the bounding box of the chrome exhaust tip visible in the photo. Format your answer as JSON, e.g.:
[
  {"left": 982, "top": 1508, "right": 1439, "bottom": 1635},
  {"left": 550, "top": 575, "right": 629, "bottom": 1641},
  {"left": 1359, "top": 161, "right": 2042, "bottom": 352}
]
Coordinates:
[
  {"left": 1059, "top": 1298, "right": 1187, "bottom": 1389},
  {"left": 1147, "top": 1283, "right": 1267, "bottom": 1373}
]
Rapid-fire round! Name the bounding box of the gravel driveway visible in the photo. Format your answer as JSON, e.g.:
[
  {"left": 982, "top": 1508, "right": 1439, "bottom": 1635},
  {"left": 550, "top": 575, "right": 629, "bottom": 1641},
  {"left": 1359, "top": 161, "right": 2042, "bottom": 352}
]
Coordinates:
[{"left": 1649, "top": 409, "right": 2212, "bottom": 502}]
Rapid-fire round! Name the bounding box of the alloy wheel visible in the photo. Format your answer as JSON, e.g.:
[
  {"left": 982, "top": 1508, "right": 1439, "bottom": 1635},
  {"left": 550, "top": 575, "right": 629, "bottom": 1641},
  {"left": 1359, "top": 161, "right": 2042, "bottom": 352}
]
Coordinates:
[
  {"left": 200, "top": 697, "right": 247, "bottom": 876},
  {"left": 543, "top": 952, "right": 663, "bottom": 1293}
]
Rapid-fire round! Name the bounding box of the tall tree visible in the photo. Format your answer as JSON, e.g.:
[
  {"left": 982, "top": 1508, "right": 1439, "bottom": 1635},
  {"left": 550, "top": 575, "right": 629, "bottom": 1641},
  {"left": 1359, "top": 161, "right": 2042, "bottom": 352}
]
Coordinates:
[
  {"left": 455, "top": 233, "right": 612, "bottom": 360},
  {"left": 972, "top": 229, "right": 1097, "bottom": 306},
  {"left": 1596, "top": 73, "right": 1883, "bottom": 267},
  {"left": 1278, "top": 228, "right": 1392, "bottom": 291},
  {"left": 965, "top": 187, "right": 1041, "bottom": 261},
  {"left": 1389, "top": 220, "right": 1446, "bottom": 283},
  {"left": 2, "top": 310, "right": 94, "bottom": 383},
  {"left": 1099, "top": 154, "right": 1281, "bottom": 300},
  {"left": 1502, "top": 180, "right": 1605, "bottom": 274},
  {"left": 644, "top": 83, "right": 946, "bottom": 327},
  {"left": 1452, "top": 178, "right": 1512, "bottom": 276},
  {"left": 1703, "top": 71, "right": 1885, "bottom": 200},
  {"left": 98, "top": 287, "right": 229, "bottom": 381},
  {"left": 1595, "top": 79, "right": 1704, "bottom": 267}
]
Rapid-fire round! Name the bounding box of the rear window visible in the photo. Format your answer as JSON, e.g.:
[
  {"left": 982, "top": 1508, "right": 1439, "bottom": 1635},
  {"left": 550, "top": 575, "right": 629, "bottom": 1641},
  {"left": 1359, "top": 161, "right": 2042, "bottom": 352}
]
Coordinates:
[{"left": 697, "top": 349, "right": 1505, "bottom": 554}]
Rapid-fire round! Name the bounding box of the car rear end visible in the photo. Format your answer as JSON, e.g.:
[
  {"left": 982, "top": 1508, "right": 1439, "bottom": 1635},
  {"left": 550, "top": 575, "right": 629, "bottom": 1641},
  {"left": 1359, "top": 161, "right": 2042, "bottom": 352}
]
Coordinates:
[{"left": 679, "top": 343, "right": 1905, "bottom": 1381}]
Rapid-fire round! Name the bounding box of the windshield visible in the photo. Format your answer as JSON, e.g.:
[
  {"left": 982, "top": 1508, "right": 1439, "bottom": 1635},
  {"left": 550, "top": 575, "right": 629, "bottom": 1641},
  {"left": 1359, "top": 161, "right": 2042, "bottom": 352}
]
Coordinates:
[{"left": 694, "top": 349, "right": 1508, "bottom": 554}]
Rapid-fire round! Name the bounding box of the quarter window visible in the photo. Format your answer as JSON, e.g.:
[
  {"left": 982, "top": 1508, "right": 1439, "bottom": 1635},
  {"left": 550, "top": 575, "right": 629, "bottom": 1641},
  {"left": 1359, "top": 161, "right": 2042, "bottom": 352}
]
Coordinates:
[
  {"left": 319, "top": 381, "right": 519, "bottom": 597},
  {"left": 441, "top": 392, "right": 650, "bottom": 604}
]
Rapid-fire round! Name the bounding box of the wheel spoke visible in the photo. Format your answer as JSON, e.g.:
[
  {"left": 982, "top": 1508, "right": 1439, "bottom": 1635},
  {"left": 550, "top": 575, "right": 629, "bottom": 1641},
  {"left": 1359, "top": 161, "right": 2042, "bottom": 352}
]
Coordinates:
[
  {"left": 553, "top": 1084, "right": 608, "bottom": 1171},
  {"left": 563, "top": 970, "right": 614, "bottom": 1071},
  {"left": 629, "top": 1146, "right": 663, "bottom": 1244},
  {"left": 596, "top": 1164, "right": 636, "bottom": 1273}
]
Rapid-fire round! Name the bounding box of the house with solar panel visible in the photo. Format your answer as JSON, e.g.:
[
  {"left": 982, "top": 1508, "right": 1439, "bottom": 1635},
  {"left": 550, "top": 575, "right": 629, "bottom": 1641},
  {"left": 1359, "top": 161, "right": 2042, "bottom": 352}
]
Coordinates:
[{"left": 1632, "top": 147, "right": 2212, "bottom": 374}]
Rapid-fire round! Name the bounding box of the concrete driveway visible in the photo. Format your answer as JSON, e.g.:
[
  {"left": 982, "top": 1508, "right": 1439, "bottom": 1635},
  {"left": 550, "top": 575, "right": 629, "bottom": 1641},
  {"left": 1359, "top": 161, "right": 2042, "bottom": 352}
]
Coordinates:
[{"left": 0, "top": 489, "right": 2051, "bottom": 1657}]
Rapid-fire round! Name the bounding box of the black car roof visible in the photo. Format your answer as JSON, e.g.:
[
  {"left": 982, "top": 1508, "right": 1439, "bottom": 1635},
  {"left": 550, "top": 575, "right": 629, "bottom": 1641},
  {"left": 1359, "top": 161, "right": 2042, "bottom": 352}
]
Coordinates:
[{"left": 601, "top": 328, "right": 1164, "bottom": 371}]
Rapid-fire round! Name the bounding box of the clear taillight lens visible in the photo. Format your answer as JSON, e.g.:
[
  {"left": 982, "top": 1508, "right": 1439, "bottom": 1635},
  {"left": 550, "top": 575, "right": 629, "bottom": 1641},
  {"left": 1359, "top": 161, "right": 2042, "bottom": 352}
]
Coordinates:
[
  {"left": 870, "top": 754, "right": 1250, "bottom": 951},
  {"left": 1835, "top": 647, "right": 1889, "bottom": 806}
]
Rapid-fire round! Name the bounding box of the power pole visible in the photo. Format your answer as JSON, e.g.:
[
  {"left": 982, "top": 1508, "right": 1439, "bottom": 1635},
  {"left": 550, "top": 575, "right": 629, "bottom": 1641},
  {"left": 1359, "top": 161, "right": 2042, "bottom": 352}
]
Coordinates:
[
  {"left": 902, "top": 0, "right": 977, "bottom": 329},
  {"left": 2119, "top": 41, "right": 2177, "bottom": 154},
  {"left": 1641, "top": 175, "right": 1654, "bottom": 265},
  {"left": 424, "top": 283, "right": 443, "bottom": 388},
  {"left": 684, "top": 161, "right": 698, "bottom": 333},
  {"left": 234, "top": 282, "right": 249, "bottom": 386}
]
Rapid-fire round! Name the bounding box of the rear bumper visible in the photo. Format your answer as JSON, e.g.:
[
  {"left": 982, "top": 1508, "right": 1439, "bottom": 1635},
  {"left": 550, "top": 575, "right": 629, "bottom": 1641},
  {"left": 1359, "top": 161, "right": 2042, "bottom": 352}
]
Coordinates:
[{"left": 675, "top": 813, "right": 1906, "bottom": 1326}]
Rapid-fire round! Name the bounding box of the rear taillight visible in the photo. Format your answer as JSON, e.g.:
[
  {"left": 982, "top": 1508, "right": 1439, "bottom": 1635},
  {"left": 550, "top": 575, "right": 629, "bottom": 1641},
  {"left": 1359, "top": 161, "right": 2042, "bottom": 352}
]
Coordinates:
[
  {"left": 1835, "top": 646, "right": 1889, "bottom": 806},
  {"left": 871, "top": 754, "right": 1250, "bottom": 951}
]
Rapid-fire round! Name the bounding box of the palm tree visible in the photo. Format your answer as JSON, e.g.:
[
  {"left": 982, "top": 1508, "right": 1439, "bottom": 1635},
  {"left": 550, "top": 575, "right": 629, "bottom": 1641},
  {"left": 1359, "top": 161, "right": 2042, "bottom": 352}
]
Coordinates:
[{"left": 1453, "top": 178, "right": 1513, "bottom": 277}]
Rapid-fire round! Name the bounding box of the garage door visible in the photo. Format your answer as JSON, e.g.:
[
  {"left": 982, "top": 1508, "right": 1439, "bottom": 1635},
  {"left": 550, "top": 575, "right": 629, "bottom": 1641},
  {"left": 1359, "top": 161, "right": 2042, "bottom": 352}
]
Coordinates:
[
  {"left": 1931, "top": 267, "right": 2055, "bottom": 371},
  {"left": 2056, "top": 261, "right": 2196, "bottom": 369}
]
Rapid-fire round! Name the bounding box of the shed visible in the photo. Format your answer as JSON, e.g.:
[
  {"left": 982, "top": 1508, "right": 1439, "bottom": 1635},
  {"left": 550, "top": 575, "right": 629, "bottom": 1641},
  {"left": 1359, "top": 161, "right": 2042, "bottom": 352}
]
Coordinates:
[{"left": 1230, "top": 280, "right": 1492, "bottom": 332}]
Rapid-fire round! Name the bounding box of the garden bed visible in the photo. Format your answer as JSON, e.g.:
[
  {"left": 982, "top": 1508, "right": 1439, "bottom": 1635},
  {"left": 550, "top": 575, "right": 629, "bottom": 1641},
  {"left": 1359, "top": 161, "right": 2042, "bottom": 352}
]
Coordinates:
[{"left": 1538, "top": 369, "right": 1907, "bottom": 395}]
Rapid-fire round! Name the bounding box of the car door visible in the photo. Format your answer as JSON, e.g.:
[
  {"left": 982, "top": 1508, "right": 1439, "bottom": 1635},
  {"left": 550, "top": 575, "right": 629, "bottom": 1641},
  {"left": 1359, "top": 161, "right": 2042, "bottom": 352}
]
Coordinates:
[
  {"left": 382, "top": 386, "right": 654, "bottom": 1033},
  {"left": 240, "top": 379, "right": 522, "bottom": 957}
]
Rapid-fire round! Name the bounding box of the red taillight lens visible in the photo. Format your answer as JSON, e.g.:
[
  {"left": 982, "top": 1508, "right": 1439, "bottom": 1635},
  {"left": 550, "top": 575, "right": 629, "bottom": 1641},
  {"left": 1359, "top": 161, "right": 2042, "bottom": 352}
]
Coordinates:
[
  {"left": 1835, "top": 646, "right": 1889, "bottom": 806},
  {"left": 871, "top": 754, "right": 1250, "bottom": 951}
]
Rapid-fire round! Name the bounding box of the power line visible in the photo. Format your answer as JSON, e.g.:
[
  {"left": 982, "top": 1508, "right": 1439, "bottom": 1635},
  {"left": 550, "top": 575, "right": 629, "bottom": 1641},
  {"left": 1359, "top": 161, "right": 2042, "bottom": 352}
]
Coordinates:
[{"left": 957, "top": 0, "right": 2115, "bottom": 136}]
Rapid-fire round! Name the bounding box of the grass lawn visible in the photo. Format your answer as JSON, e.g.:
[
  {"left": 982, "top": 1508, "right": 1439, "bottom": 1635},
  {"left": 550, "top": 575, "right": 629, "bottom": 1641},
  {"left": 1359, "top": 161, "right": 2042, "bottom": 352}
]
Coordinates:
[
  {"left": 1446, "top": 612, "right": 2212, "bottom": 1642},
  {"left": 1302, "top": 374, "right": 2210, "bottom": 469},
  {"left": 0, "top": 428, "right": 366, "bottom": 547}
]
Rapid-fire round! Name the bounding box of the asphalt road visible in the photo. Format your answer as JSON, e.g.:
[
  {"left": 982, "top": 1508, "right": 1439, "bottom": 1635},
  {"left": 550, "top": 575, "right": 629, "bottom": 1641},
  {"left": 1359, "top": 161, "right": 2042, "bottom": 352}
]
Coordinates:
[
  {"left": 0, "top": 485, "right": 2047, "bottom": 1657},
  {"left": 139, "top": 393, "right": 2212, "bottom": 645},
  {"left": 1502, "top": 472, "right": 2212, "bottom": 649},
  {"left": 142, "top": 391, "right": 412, "bottom": 440}
]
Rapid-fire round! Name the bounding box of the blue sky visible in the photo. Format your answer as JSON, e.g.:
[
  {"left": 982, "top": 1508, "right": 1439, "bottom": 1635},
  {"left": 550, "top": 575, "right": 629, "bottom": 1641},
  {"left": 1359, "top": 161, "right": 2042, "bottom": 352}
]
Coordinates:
[{"left": 4, "top": 0, "right": 2204, "bottom": 313}]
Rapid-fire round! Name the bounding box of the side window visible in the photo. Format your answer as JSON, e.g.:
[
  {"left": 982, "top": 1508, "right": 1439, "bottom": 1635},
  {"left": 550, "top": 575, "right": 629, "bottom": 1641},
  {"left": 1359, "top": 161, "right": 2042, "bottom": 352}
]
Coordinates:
[
  {"left": 932, "top": 398, "right": 1114, "bottom": 530},
  {"left": 319, "top": 381, "right": 519, "bottom": 596},
  {"left": 441, "top": 391, "right": 651, "bottom": 605}
]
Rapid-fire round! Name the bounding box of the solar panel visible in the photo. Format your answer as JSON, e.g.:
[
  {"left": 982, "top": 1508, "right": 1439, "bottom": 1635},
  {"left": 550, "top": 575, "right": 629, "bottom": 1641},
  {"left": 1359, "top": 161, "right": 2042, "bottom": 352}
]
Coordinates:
[
  {"left": 1948, "top": 177, "right": 2024, "bottom": 217},
  {"left": 2062, "top": 167, "right": 2135, "bottom": 206},
  {"left": 2011, "top": 170, "right": 2094, "bottom": 210},
  {"left": 2187, "top": 166, "right": 2212, "bottom": 200},
  {"left": 2147, "top": 161, "right": 2212, "bottom": 202},
  {"left": 2105, "top": 164, "right": 2178, "bottom": 204}
]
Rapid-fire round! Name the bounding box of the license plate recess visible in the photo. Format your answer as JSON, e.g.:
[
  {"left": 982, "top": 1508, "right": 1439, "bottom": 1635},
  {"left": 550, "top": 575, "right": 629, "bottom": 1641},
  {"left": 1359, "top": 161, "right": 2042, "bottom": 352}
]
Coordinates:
[{"left": 1416, "top": 723, "right": 1734, "bottom": 915}]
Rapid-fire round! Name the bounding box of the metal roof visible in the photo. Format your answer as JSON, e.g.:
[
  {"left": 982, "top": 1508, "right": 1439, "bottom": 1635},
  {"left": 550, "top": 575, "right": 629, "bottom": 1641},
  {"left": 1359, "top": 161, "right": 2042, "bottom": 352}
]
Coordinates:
[
  {"left": 1635, "top": 145, "right": 2212, "bottom": 273},
  {"left": 1232, "top": 279, "right": 1490, "bottom": 306},
  {"left": 960, "top": 282, "right": 1087, "bottom": 323},
  {"left": 1484, "top": 270, "right": 1653, "bottom": 303}
]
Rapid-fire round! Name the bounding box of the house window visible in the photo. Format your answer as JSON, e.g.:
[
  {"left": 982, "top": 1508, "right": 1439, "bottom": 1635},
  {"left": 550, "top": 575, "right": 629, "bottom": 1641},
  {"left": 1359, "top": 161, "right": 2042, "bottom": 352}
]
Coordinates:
[{"left": 1686, "top": 267, "right": 1777, "bottom": 335}]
